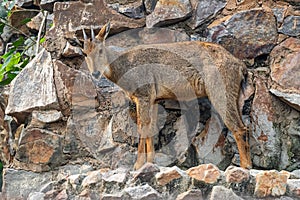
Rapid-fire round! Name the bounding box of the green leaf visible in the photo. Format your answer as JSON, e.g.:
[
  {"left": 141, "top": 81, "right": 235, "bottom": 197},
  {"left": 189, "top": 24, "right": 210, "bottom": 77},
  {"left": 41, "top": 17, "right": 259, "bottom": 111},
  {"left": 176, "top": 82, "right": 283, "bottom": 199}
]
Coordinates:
[
  {"left": 21, "top": 18, "right": 31, "bottom": 25},
  {"left": 1, "top": 48, "right": 16, "bottom": 60},
  {"left": 12, "top": 37, "right": 24, "bottom": 48},
  {"left": 0, "top": 23, "right": 4, "bottom": 33},
  {"left": 39, "top": 37, "right": 46, "bottom": 44},
  {"left": 0, "top": 77, "right": 13, "bottom": 86},
  {"left": 1, "top": 52, "right": 21, "bottom": 72},
  {"left": 7, "top": 71, "right": 17, "bottom": 79}
]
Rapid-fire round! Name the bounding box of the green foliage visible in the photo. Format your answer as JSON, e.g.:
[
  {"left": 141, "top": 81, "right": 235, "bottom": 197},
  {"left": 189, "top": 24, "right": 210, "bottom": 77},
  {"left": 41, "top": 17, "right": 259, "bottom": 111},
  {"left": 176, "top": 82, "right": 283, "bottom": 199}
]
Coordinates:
[{"left": 0, "top": 0, "right": 44, "bottom": 86}]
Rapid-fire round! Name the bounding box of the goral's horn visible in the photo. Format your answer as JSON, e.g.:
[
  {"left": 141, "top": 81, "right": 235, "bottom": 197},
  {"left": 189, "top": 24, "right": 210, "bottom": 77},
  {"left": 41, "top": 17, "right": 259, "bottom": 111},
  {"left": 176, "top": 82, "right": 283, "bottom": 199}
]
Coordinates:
[
  {"left": 91, "top": 27, "right": 95, "bottom": 40},
  {"left": 82, "top": 28, "right": 87, "bottom": 40}
]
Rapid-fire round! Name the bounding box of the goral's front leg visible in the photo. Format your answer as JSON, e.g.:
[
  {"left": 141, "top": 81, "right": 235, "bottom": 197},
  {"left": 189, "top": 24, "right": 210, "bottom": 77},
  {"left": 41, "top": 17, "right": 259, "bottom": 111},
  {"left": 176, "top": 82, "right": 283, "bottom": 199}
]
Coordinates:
[{"left": 134, "top": 137, "right": 146, "bottom": 170}]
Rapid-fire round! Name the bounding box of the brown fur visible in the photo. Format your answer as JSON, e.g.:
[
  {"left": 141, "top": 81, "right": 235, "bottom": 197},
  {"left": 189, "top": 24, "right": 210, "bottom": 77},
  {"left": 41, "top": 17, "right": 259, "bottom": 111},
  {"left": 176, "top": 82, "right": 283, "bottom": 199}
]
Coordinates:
[{"left": 82, "top": 24, "right": 252, "bottom": 169}]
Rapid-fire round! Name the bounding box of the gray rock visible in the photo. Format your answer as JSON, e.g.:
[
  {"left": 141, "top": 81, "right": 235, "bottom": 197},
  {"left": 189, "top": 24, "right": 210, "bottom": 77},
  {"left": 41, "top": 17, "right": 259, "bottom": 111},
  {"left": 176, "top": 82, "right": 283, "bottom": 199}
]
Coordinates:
[
  {"left": 146, "top": 0, "right": 192, "bottom": 28},
  {"left": 207, "top": 8, "right": 278, "bottom": 59},
  {"left": 132, "top": 162, "right": 160, "bottom": 182},
  {"left": 62, "top": 41, "right": 83, "bottom": 57},
  {"left": 68, "top": 174, "right": 87, "bottom": 190},
  {"left": 5, "top": 49, "right": 59, "bottom": 120},
  {"left": 28, "top": 192, "right": 45, "bottom": 200},
  {"left": 291, "top": 169, "right": 300, "bottom": 179},
  {"left": 192, "top": 112, "right": 226, "bottom": 168},
  {"left": 250, "top": 77, "right": 281, "bottom": 169},
  {"left": 81, "top": 170, "right": 103, "bottom": 189},
  {"left": 15, "top": 0, "right": 34, "bottom": 7},
  {"left": 176, "top": 189, "right": 203, "bottom": 200},
  {"left": 124, "top": 184, "right": 162, "bottom": 200},
  {"left": 45, "top": 0, "right": 145, "bottom": 58},
  {"left": 52, "top": 0, "right": 144, "bottom": 35},
  {"left": 144, "top": 0, "right": 158, "bottom": 14},
  {"left": 102, "top": 168, "right": 129, "bottom": 183},
  {"left": 270, "top": 89, "right": 300, "bottom": 111},
  {"left": 2, "top": 168, "right": 52, "bottom": 199},
  {"left": 155, "top": 113, "right": 199, "bottom": 167},
  {"left": 189, "top": 0, "right": 226, "bottom": 29},
  {"left": 0, "top": 37, "right": 4, "bottom": 55},
  {"left": 286, "top": 179, "right": 300, "bottom": 197},
  {"left": 279, "top": 15, "right": 300, "bottom": 36},
  {"left": 106, "top": 27, "right": 190, "bottom": 50},
  {"left": 272, "top": 7, "right": 286, "bottom": 25},
  {"left": 31, "top": 110, "right": 63, "bottom": 123},
  {"left": 40, "top": 0, "right": 58, "bottom": 12},
  {"left": 210, "top": 186, "right": 243, "bottom": 200},
  {"left": 101, "top": 193, "right": 125, "bottom": 200},
  {"left": 108, "top": 1, "right": 145, "bottom": 18}
]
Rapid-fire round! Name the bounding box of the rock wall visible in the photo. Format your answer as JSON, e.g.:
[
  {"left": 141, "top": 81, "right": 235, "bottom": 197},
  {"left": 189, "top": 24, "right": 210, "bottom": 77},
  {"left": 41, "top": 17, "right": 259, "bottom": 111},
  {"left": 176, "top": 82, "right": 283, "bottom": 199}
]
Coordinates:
[{"left": 0, "top": 0, "right": 300, "bottom": 199}]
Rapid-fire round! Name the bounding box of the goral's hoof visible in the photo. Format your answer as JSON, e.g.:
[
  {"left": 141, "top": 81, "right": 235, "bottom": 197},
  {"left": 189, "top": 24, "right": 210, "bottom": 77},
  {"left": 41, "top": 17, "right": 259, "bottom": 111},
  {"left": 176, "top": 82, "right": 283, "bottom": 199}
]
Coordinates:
[{"left": 134, "top": 161, "right": 145, "bottom": 170}]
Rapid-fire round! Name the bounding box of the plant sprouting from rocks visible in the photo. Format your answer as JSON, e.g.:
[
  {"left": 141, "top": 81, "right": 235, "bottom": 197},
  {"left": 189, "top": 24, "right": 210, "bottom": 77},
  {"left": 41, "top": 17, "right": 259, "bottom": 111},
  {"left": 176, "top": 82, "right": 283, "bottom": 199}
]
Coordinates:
[{"left": 0, "top": 0, "right": 46, "bottom": 85}]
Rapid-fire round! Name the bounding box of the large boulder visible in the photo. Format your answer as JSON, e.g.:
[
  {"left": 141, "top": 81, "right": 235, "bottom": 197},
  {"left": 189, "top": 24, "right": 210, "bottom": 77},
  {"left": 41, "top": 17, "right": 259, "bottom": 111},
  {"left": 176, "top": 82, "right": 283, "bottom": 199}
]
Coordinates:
[
  {"left": 146, "top": 0, "right": 192, "bottom": 28},
  {"left": 269, "top": 37, "right": 300, "bottom": 111},
  {"left": 5, "top": 49, "right": 59, "bottom": 122},
  {"left": 207, "top": 8, "right": 278, "bottom": 59}
]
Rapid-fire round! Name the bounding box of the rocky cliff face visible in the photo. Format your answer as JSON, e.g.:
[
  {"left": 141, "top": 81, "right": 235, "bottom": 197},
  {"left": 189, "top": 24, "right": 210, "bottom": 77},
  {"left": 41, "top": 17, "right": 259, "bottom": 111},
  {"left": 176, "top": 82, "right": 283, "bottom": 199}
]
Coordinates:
[{"left": 0, "top": 0, "right": 300, "bottom": 199}]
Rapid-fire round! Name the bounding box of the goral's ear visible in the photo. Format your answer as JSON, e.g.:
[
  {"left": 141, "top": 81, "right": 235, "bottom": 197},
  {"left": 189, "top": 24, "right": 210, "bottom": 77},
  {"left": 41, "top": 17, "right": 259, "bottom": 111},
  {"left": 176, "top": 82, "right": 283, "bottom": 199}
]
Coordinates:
[{"left": 96, "top": 22, "right": 110, "bottom": 42}]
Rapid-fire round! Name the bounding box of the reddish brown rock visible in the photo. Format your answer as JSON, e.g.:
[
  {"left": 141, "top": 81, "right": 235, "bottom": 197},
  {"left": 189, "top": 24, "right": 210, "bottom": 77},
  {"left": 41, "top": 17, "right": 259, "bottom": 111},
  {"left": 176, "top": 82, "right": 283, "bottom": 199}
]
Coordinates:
[
  {"left": 269, "top": 37, "right": 300, "bottom": 111},
  {"left": 207, "top": 8, "right": 278, "bottom": 59},
  {"left": 254, "top": 170, "right": 288, "bottom": 198},
  {"left": 146, "top": 0, "right": 192, "bottom": 28},
  {"left": 26, "top": 11, "right": 53, "bottom": 32},
  {"left": 155, "top": 166, "right": 183, "bottom": 186},
  {"left": 224, "top": 166, "right": 250, "bottom": 183},
  {"left": 13, "top": 128, "right": 64, "bottom": 172},
  {"left": 186, "top": 164, "right": 220, "bottom": 184},
  {"left": 8, "top": 9, "right": 39, "bottom": 35}
]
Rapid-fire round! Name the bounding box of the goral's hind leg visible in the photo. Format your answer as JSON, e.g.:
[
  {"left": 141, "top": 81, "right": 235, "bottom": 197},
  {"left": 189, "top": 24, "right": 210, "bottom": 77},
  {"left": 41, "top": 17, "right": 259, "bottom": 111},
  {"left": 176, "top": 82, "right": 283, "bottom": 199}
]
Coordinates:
[
  {"left": 233, "top": 128, "right": 251, "bottom": 169},
  {"left": 145, "top": 103, "right": 157, "bottom": 163}
]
